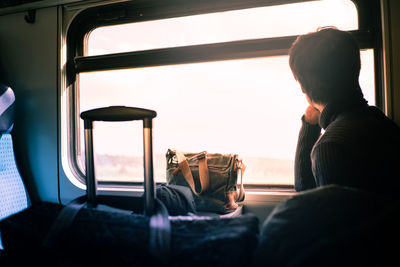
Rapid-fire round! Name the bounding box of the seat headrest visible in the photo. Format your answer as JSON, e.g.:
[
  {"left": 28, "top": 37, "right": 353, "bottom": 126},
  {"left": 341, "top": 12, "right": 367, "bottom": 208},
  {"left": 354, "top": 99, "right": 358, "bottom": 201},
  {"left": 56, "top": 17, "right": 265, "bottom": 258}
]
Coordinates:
[{"left": 0, "top": 83, "right": 15, "bottom": 134}]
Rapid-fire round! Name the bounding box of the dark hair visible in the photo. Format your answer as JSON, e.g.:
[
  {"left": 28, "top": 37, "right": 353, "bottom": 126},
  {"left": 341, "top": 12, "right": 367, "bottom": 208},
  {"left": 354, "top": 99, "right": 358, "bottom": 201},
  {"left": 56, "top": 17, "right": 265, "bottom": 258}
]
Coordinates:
[{"left": 289, "top": 27, "right": 362, "bottom": 104}]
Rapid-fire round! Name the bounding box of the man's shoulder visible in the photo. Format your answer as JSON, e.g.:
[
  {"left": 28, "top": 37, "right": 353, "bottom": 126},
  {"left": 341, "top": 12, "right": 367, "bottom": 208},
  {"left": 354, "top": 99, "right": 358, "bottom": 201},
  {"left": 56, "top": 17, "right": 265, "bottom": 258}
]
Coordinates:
[
  {"left": 317, "top": 105, "right": 400, "bottom": 146},
  {"left": 328, "top": 105, "right": 398, "bottom": 132}
]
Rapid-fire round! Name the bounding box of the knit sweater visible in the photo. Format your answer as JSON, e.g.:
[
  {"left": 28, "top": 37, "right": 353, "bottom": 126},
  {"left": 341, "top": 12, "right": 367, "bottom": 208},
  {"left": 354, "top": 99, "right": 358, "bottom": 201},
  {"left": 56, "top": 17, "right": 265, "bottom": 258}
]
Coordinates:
[{"left": 294, "top": 94, "right": 400, "bottom": 194}]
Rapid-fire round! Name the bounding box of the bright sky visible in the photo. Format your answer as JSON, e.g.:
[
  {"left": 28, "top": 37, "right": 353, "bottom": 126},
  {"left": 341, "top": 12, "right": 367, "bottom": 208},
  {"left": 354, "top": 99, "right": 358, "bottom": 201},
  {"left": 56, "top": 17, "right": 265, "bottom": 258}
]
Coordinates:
[
  {"left": 88, "top": 0, "right": 358, "bottom": 56},
  {"left": 77, "top": 0, "right": 375, "bottom": 182}
]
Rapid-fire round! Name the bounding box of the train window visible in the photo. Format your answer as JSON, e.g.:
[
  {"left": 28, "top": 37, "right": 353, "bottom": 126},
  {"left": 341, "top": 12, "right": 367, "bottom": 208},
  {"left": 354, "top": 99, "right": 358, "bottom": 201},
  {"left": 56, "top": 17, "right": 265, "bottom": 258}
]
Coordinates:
[
  {"left": 88, "top": 0, "right": 358, "bottom": 56},
  {"left": 66, "top": 0, "right": 377, "bottom": 187}
]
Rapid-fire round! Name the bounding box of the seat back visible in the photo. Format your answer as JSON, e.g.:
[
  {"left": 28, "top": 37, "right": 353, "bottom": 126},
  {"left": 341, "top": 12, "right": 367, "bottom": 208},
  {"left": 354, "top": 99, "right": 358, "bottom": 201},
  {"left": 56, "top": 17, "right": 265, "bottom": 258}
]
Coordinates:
[{"left": 0, "top": 84, "right": 30, "bottom": 249}]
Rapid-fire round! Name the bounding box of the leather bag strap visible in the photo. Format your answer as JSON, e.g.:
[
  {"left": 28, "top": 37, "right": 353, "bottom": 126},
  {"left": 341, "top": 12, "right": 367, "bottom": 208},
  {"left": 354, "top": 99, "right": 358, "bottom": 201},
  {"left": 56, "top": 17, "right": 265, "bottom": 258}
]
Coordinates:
[
  {"left": 175, "top": 151, "right": 210, "bottom": 196},
  {"left": 236, "top": 160, "right": 246, "bottom": 202}
]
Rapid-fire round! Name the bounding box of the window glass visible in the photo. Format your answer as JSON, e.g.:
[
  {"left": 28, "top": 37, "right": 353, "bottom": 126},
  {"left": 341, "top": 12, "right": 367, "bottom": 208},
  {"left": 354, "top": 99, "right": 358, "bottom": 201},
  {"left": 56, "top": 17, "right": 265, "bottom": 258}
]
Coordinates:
[
  {"left": 78, "top": 50, "right": 375, "bottom": 184},
  {"left": 88, "top": 0, "right": 358, "bottom": 56},
  {"left": 74, "top": 0, "right": 369, "bottom": 185}
]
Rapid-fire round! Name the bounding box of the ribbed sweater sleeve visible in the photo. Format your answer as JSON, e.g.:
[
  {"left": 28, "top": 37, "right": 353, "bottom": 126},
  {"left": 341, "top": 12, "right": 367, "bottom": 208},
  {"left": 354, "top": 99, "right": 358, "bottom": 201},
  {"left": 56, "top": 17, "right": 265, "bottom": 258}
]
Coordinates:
[{"left": 294, "top": 116, "right": 321, "bottom": 192}]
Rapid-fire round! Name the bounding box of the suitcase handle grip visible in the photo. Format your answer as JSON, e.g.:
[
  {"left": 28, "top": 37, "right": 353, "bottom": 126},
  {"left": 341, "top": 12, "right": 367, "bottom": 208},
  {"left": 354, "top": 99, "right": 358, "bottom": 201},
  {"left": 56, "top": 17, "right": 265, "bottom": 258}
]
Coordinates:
[{"left": 80, "top": 106, "right": 157, "bottom": 122}]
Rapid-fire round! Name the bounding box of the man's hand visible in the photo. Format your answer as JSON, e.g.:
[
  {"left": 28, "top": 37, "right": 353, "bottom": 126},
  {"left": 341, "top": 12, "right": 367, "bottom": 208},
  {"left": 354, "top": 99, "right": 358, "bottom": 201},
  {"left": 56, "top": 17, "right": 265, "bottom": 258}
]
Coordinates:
[{"left": 304, "top": 105, "right": 321, "bottom": 125}]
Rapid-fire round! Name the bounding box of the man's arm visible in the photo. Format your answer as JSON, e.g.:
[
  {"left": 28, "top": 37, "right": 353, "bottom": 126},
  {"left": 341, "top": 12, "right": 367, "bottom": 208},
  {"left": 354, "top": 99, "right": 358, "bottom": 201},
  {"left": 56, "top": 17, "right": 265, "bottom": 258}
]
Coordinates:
[{"left": 294, "top": 106, "right": 321, "bottom": 192}]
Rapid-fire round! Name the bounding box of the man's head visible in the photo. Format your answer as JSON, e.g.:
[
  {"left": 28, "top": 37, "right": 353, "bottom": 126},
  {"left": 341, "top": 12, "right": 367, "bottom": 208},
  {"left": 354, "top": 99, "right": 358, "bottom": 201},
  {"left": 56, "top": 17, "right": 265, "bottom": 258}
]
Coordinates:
[{"left": 289, "top": 27, "right": 362, "bottom": 105}]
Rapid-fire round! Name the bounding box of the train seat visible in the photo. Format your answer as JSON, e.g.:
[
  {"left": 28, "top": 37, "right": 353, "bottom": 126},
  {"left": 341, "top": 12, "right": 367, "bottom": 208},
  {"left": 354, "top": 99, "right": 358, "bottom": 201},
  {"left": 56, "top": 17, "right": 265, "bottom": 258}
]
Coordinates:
[
  {"left": 253, "top": 184, "right": 400, "bottom": 266},
  {"left": 0, "top": 84, "right": 30, "bottom": 250}
]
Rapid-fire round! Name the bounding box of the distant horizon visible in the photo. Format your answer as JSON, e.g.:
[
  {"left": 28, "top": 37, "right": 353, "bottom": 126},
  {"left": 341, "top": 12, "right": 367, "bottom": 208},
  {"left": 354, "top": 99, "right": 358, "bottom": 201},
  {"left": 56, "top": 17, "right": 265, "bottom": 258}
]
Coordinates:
[{"left": 92, "top": 153, "right": 295, "bottom": 185}]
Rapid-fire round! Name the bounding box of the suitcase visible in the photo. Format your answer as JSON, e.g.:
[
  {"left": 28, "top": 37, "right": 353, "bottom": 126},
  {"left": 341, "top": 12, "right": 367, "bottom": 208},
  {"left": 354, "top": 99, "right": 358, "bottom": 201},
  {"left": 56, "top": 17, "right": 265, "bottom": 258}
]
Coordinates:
[
  {"left": 40, "top": 106, "right": 171, "bottom": 263},
  {"left": 81, "top": 106, "right": 171, "bottom": 259}
]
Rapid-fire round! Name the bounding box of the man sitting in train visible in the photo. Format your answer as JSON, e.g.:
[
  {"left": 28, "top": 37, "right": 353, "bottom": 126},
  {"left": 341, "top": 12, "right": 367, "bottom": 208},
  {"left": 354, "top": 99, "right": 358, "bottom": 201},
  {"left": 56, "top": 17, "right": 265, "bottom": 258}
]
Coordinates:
[{"left": 289, "top": 27, "right": 400, "bottom": 194}]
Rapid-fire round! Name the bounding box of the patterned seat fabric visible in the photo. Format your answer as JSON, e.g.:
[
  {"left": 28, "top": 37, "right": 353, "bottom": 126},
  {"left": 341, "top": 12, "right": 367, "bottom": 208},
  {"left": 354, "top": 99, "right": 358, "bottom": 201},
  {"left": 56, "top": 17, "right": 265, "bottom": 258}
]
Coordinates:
[{"left": 0, "top": 84, "right": 30, "bottom": 249}]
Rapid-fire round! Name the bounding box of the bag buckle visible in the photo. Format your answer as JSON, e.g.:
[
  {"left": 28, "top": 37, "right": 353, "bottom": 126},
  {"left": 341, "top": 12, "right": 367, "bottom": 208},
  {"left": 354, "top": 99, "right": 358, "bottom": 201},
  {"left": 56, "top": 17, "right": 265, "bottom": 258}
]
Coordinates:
[{"left": 196, "top": 151, "right": 207, "bottom": 160}]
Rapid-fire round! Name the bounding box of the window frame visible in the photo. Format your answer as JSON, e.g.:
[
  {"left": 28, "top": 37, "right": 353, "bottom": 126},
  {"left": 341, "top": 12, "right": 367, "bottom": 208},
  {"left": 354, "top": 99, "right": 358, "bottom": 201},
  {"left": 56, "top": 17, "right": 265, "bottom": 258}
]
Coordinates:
[{"left": 65, "top": 0, "right": 383, "bottom": 188}]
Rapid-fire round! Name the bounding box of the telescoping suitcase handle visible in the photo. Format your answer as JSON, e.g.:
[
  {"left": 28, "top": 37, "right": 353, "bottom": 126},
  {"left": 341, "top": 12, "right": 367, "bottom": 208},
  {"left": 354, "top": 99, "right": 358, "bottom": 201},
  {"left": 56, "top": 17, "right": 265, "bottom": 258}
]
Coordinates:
[{"left": 80, "top": 106, "right": 157, "bottom": 215}]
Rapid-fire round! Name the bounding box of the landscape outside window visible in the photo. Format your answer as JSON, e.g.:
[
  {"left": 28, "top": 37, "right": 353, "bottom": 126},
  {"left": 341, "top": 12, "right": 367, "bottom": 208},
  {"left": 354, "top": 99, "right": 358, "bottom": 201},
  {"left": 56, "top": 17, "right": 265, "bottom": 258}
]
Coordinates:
[{"left": 78, "top": 0, "right": 375, "bottom": 184}]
